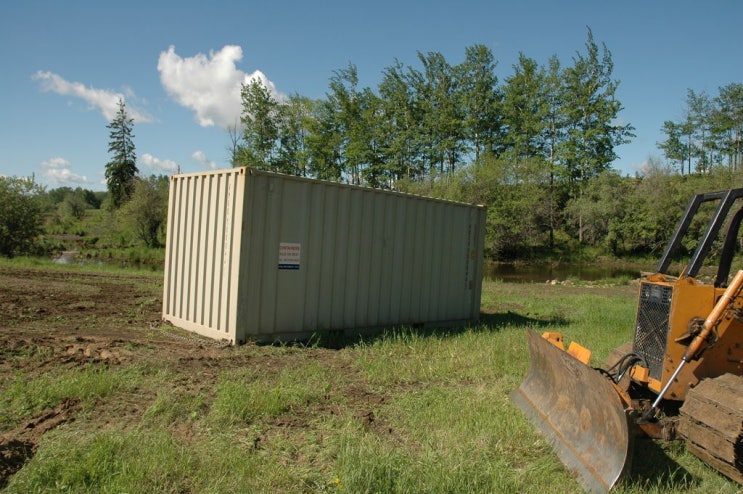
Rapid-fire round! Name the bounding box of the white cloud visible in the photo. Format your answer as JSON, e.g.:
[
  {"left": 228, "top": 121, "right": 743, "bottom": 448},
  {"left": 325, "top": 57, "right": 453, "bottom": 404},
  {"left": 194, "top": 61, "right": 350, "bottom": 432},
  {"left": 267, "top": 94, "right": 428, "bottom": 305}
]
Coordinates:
[
  {"left": 192, "top": 150, "right": 217, "bottom": 169},
  {"left": 157, "top": 45, "right": 284, "bottom": 129},
  {"left": 40, "top": 157, "right": 93, "bottom": 185},
  {"left": 141, "top": 153, "right": 180, "bottom": 173},
  {"left": 33, "top": 71, "right": 154, "bottom": 123}
]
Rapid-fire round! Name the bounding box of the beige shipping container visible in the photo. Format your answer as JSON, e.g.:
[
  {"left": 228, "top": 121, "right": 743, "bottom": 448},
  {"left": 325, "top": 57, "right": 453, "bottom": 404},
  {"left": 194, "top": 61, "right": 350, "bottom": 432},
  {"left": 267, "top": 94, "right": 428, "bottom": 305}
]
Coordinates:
[{"left": 162, "top": 167, "right": 486, "bottom": 344}]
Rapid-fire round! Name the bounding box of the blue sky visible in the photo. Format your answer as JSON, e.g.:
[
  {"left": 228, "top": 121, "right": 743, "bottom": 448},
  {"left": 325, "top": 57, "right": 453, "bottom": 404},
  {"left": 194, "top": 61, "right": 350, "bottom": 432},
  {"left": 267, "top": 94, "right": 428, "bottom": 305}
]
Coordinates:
[{"left": 2, "top": 0, "right": 741, "bottom": 191}]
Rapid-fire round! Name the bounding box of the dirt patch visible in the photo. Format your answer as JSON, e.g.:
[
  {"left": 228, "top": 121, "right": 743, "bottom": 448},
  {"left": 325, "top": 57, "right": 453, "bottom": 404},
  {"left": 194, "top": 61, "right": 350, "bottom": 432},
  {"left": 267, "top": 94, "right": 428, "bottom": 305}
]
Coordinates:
[
  {"left": 0, "top": 398, "right": 79, "bottom": 488},
  {"left": 0, "top": 266, "right": 393, "bottom": 487}
]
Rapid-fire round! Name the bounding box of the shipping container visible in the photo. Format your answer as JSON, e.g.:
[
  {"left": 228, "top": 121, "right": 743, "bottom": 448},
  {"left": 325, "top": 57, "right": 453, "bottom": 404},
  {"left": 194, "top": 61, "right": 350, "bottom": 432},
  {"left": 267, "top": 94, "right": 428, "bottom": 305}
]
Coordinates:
[{"left": 162, "top": 167, "right": 486, "bottom": 344}]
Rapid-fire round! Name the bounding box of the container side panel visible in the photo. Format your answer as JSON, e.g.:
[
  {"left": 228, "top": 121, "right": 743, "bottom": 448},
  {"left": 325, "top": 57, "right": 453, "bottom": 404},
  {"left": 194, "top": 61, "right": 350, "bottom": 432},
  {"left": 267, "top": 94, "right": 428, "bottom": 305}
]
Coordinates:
[
  {"left": 418, "top": 201, "right": 435, "bottom": 321},
  {"left": 202, "top": 175, "right": 217, "bottom": 328},
  {"left": 166, "top": 167, "right": 484, "bottom": 344},
  {"left": 257, "top": 175, "right": 280, "bottom": 333},
  {"left": 330, "top": 187, "right": 349, "bottom": 328},
  {"left": 218, "top": 175, "right": 234, "bottom": 333},
  {"left": 379, "top": 197, "right": 398, "bottom": 325},
  {"left": 196, "top": 175, "right": 211, "bottom": 325},
  {"left": 366, "top": 194, "right": 386, "bottom": 327},
  {"left": 214, "top": 173, "right": 229, "bottom": 333},
  {"left": 241, "top": 174, "right": 264, "bottom": 334},
  {"left": 342, "top": 189, "right": 362, "bottom": 327},
  {"left": 191, "top": 177, "right": 205, "bottom": 324},
  {"left": 439, "top": 207, "right": 456, "bottom": 318},
  {"left": 209, "top": 175, "right": 227, "bottom": 328},
  {"left": 430, "top": 203, "right": 446, "bottom": 320},
  {"left": 162, "top": 168, "right": 244, "bottom": 344},
  {"left": 410, "top": 200, "right": 427, "bottom": 321},
  {"left": 302, "top": 182, "right": 324, "bottom": 330},
  {"left": 399, "top": 198, "right": 418, "bottom": 322},
  {"left": 273, "top": 178, "right": 310, "bottom": 334},
  {"left": 446, "top": 209, "right": 468, "bottom": 318},
  {"left": 179, "top": 176, "right": 192, "bottom": 320},
  {"left": 354, "top": 191, "right": 375, "bottom": 327},
  {"left": 226, "top": 171, "right": 245, "bottom": 339},
  {"left": 170, "top": 176, "right": 185, "bottom": 319},
  {"left": 317, "top": 186, "right": 338, "bottom": 330},
  {"left": 162, "top": 176, "right": 181, "bottom": 317}
]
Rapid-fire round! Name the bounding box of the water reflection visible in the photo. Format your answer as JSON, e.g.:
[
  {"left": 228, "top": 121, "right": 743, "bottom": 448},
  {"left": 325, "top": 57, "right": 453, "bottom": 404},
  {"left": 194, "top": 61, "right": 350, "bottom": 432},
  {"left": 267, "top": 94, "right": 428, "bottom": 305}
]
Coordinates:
[{"left": 485, "top": 263, "right": 642, "bottom": 283}]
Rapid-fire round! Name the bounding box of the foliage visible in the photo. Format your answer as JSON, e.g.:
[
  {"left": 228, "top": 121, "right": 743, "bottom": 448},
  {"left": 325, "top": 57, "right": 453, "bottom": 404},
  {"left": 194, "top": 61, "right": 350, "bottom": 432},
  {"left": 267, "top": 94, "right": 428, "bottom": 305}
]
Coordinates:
[
  {"left": 43, "top": 186, "right": 103, "bottom": 210},
  {"left": 565, "top": 171, "right": 633, "bottom": 254},
  {"left": 237, "top": 78, "right": 280, "bottom": 168},
  {"left": 118, "top": 175, "right": 169, "bottom": 248},
  {"left": 659, "top": 83, "right": 743, "bottom": 174},
  {"left": 105, "top": 99, "right": 138, "bottom": 208},
  {"left": 233, "top": 29, "right": 631, "bottom": 193},
  {"left": 11, "top": 33, "right": 743, "bottom": 264},
  {"left": 557, "top": 29, "right": 635, "bottom": 190},
  {"left": 0, "top": 176, "right": 45, "bottom": 257}
]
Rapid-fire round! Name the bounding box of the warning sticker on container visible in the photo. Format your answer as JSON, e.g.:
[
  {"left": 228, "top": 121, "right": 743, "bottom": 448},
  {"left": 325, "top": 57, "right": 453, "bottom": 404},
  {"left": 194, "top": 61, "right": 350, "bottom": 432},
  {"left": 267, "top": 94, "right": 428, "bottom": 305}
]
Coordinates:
[{"left": 278, "top": 242, "right": 301, "bottom": 270}]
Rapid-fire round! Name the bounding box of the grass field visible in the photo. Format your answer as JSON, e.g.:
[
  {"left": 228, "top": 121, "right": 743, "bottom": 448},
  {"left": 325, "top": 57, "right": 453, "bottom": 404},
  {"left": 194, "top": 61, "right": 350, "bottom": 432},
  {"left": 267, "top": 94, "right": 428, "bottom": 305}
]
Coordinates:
[{"left": 0, "top": 260, "right": 740, "bottom": 493}]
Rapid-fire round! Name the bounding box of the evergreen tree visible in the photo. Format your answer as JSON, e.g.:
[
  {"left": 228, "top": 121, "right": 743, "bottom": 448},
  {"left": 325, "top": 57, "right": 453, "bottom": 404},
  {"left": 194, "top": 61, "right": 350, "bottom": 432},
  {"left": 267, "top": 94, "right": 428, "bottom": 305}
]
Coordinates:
[{"left": 105, "top": 99, "right": 138, "bottom": 208}]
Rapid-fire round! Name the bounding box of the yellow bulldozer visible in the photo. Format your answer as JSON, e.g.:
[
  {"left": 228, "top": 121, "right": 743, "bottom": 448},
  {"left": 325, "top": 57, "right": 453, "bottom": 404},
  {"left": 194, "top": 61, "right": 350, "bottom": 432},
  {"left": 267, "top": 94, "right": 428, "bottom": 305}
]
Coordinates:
[{"left": 512, "top": 188, "right": 743, "bottom": 492}]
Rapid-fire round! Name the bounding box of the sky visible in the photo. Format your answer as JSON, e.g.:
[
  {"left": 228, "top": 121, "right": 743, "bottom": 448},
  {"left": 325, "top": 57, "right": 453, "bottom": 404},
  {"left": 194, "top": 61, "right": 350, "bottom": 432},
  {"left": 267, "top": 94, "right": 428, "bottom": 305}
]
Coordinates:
[{"left": 1, "top": 0, "right": 741, "bottom": 191}]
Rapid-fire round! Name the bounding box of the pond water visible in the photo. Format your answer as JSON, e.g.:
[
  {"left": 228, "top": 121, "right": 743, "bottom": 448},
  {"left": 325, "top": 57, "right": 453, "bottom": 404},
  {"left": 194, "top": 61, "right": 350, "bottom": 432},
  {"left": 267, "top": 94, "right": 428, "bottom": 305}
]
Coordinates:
[{"left": 484, "top": 262, "right": 646, "bottom": 283}]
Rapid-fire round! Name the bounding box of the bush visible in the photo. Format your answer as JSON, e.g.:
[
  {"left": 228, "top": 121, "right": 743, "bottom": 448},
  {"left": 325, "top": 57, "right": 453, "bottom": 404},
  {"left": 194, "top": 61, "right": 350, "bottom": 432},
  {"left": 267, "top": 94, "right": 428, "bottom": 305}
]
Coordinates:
[{"left": 0, "top": 176, "right": 45, "bottom": 257}]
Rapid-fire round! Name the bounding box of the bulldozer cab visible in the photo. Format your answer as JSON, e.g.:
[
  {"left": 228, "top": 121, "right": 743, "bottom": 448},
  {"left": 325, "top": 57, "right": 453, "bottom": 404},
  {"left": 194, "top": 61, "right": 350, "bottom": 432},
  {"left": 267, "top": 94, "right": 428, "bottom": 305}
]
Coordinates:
[
  {"left": 513, "top": 188, "right": 743, "bottom": 492},
  {"left": 633, "top": 188, "right": 743, "bottom": 399},
  {"left": 655, "top": 188, "right": 743, "bottom": 286}
]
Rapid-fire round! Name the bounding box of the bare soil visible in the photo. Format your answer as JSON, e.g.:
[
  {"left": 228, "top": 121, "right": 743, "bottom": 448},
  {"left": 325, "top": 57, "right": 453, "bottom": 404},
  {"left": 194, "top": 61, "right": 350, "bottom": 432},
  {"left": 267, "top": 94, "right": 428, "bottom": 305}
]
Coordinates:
[{"left": 0, "top": 266, "right": 381, "bottom": 488}]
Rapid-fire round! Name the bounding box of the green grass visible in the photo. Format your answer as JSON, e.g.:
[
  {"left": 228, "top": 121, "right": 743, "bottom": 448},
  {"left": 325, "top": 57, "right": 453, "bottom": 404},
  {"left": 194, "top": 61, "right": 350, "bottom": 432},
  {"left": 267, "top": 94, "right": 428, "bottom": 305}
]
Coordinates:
[
  {"left": 1, "top": 366, "right": 145, "bottom": 430},
  {"left": 0, "top": 254, "right": 163, "bottom": 277},
  {"left": 210, "top": 363, "right": 333, "bottom": 425},
  {"left": 3, "top": 275, "right": 741, "bottom": 493}
]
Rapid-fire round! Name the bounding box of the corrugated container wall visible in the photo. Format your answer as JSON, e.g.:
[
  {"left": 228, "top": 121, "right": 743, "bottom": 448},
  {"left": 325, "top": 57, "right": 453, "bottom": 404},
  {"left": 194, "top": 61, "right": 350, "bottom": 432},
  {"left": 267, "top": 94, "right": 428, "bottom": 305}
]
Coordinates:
[{"left": 162, "top": 167, "right": 486, "bottom": 344}]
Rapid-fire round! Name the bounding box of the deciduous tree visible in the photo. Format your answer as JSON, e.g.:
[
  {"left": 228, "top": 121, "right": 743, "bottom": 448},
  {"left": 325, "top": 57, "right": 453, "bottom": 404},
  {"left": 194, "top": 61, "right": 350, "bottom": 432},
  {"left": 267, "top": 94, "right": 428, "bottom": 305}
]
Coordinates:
[
  {"left": 119, "top": 175, "right": 169, "bottom": 248},
  {"left": 238, "top": 79, "right": 279, "bottom": 169},
  {"left": 0, "top": 176, "right": 44, "bottom": 257},
  {"left": 557, "top": 29, "right": 634, "bottom": 188}
]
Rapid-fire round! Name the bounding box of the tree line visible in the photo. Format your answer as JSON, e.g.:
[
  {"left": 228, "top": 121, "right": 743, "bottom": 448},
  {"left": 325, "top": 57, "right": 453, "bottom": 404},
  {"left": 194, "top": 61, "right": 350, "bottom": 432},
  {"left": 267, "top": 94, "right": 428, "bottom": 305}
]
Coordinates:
[
  {"left": 235, "top": 29, "right": 634, "bottom": 198},
  {"left": 232, "top": 28, "right": 741, "bottom": 261},
  {"left": 2, "top": 28, "right": 742, "bottom": 263},
  {"left": 659, "top": 84, "right": 743, "bottom": 175}
]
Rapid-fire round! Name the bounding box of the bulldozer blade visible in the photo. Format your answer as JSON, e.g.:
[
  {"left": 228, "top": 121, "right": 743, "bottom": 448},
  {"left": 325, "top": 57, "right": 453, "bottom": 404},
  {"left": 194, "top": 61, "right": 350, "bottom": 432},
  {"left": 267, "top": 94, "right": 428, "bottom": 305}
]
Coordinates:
[{"left": 511, "top": 330, "right": 634, "bottom": 493}]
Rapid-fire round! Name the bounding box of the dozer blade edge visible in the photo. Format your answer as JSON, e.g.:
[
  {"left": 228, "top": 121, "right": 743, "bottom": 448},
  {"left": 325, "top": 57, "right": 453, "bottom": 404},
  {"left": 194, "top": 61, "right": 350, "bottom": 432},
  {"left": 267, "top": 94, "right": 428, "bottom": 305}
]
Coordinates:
[{"left": 511, "top": 330, "right": 634, "bottom": 493}]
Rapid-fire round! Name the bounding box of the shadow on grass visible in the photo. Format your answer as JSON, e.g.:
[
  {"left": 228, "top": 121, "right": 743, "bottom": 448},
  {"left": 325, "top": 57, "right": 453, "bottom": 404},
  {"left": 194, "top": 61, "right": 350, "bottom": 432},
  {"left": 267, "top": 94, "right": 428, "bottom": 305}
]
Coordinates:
[
  {"left": 478, "top": 310, "right": 570, "bottom": 330},
  {"left": 624, "top": 438, "right": 698, "bottom": 490},
  {"left": 293, "top": 310, "right": 570, "bottom": 349}
]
